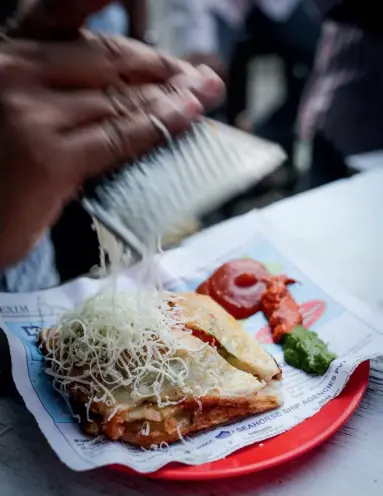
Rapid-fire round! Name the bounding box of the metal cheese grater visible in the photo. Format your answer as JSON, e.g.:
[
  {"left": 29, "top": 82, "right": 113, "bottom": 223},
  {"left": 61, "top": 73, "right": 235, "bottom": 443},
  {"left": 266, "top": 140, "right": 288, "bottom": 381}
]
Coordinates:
[{"left": 81, "top": 119, "right": 285, "bottom": 257}]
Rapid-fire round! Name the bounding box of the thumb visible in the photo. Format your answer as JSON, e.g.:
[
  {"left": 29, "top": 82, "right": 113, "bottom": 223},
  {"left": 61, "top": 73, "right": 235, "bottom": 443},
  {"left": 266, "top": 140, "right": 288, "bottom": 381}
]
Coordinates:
[{"left": 7, "top": 0, "right": 113, "bottom": 40}]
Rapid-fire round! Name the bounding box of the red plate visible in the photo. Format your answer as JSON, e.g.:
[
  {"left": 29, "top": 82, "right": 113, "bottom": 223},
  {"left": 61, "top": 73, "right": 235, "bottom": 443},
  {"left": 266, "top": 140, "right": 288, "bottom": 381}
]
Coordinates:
[{"left": 113, "top": 361, "right": 369, "bottom": 481}]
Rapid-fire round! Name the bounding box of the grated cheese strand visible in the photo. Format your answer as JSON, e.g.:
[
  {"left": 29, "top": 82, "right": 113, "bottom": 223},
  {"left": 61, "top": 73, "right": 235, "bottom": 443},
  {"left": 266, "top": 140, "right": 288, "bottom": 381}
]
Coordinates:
[{"left": 43, "top": 290, "right": 221, "bottom": 417}]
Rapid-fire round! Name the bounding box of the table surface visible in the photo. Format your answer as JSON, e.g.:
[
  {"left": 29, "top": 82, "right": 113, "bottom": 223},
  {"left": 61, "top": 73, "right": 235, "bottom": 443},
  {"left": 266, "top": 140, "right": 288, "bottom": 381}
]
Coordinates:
[
  {"left": 347, "top": 150, "right": 383, "bottom": 172},
  {"left": 1, "top": 169, "right": 382, "bottom": 496}
]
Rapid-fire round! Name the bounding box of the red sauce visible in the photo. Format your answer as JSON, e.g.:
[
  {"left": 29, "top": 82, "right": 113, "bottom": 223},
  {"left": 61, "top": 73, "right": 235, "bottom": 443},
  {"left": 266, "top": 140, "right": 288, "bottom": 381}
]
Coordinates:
[
  {"left": 261, "top": 275, "right": 302, "bottom": 343},
  {"left": 196, "top": 259, "right": 270, "bottom": 320},
  {"left": 185, "top": 324, "right": 220, "bottom": 348},
  {"left": 195, "top": 280, "right": 210, "bottom": 296},
  {"left": 196, "top": 260, "right": 303, "bottom": 343}
]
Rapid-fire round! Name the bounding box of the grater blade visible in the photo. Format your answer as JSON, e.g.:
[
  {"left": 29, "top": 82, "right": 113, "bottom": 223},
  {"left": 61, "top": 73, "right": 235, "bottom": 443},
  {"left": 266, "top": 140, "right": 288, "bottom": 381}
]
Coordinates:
[{"left": 81, "top": 119, "right": 285, "bottom": 257}]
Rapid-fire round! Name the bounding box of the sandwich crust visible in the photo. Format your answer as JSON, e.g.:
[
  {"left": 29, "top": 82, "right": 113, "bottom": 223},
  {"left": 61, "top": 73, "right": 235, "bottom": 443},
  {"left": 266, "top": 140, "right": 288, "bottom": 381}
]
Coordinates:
[
  {"left": 174, "top": 293, "right": 282, "bottom": 381},
  {"left": 79, "top": 381, "right": 282, "bottom": 448}
]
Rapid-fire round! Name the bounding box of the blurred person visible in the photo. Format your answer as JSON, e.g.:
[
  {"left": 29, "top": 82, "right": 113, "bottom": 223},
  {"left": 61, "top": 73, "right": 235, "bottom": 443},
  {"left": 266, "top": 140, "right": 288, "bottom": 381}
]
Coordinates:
[
  {"left": 87, "top": 2, "right": 129, "bottom": 35},
  {"left": 0, "top": 0, "right": 224, "bottom": 292},
  {"left": 170, "top": 1, "right": 305, "bottom": 121},
  {"left": 170, "top": 0, "right": 320, "bottom": 183},
  {"left": 169, "top": 1, "right": 317, "bottom": 82},
  {"left": 169, "top": 0, "right": 251, "bottom": 80},
  {"left": 87, "top": 0, "right": 149, "bottom": 41},
  {"left": 226, "top": 1, "right": 321, "bottom": 167},
  {"left": 298, "top": 0, "right": 383, "bottom": 188}
]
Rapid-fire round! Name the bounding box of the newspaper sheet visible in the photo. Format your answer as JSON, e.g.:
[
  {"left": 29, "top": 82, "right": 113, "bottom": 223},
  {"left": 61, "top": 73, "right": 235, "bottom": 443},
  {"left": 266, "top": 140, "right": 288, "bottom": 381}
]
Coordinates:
[{"left": 1, "top": 211, "right": 382, "bottom": 473}]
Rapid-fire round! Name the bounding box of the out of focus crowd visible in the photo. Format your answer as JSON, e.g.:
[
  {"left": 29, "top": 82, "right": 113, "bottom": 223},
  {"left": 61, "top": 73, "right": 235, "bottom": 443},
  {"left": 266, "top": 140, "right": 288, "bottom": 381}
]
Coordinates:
[{"left": 167, "top": 0, "right": 383, "bottom": 202}]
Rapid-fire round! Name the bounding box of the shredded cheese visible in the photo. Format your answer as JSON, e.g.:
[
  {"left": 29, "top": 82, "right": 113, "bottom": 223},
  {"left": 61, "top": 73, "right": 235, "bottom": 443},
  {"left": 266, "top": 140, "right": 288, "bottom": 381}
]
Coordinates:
[
  {"left": 42, "top": 289, "right": 220, "bottom": 418},
  {"left": 141, "top": 421, "right": 150, "bottom": 437}
]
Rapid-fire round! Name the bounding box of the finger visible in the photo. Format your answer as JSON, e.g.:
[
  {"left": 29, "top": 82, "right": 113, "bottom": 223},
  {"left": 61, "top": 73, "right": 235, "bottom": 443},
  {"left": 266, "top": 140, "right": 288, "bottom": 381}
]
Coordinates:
[
  {"left": 95, "top": 36, "right": 187, "bottom": 84},
  {"left": 1, "top": 40, "right": 225, "bottom": 113},
  {"left": 8, "top": 36, "right": 187, "bottom": 88},
  {"left": 104, "top": 84, "right": 180, "bottom": 116},
  {"left": 7, "top": 0, "right": 112, "bottom": 40},
  {"left": 35, "top": 90, "right": 119, "bottom": 129},
  {"left": 170, "top": 65, "right": 226, "bottom": 111},
  {"left": 43, "top": 84, "right": 182, "bottom": 130},
  {"left": 105, "top": 74, "right": 225, "bottom": 119},
  {"left": 65, "top": 92, "right": 203, "bottom": 180},
  {"left": 2, "top": 78, "right": 217, "bottom": 133},
  {"left": 5, "top": 37, "right": 225, "bottom": 109}
]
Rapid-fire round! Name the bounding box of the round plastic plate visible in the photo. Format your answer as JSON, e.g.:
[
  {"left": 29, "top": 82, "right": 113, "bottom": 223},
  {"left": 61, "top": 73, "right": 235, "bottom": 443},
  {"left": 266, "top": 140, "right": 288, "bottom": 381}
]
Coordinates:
[{"left": 113, "top": 361, "right": 369, "bottom": 481}]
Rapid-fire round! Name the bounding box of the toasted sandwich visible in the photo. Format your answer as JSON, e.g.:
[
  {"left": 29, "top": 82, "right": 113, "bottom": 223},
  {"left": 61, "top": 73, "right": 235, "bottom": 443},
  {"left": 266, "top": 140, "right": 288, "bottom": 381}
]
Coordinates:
[{"left": 38, "top": 290, "right": 282, "bottom": 448}]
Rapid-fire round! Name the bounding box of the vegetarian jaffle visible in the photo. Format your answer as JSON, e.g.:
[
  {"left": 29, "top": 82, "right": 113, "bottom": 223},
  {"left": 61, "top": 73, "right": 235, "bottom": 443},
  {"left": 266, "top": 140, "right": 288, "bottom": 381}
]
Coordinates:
[{"left": 38, "top": 291, "right": 282, "bottom": 448}]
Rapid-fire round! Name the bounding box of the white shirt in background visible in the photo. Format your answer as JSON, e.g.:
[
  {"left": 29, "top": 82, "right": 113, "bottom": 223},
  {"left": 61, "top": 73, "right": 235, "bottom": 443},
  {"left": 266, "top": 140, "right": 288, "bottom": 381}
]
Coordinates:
[
  {"left": 257, "top": 0, "right": 302, "bottom": 21},
  {"left": 170, "top": 0, "right": 301, "bottom": 55}
]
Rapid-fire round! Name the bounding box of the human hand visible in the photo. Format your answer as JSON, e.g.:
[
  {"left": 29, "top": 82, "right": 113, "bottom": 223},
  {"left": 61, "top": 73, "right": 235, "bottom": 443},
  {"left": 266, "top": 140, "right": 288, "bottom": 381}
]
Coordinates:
[
  {"left": 0, "top": 32, "right": 224, "bottom": 269},
  {"left": 184, "top": 52, "right": 227, "bottom": 81}
]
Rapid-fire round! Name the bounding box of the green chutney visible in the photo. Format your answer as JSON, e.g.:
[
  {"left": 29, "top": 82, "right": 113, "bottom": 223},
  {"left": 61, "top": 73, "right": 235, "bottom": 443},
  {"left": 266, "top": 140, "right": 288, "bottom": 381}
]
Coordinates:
[{"left": 283, "top": 326, "right": 337, "bottom": 375}]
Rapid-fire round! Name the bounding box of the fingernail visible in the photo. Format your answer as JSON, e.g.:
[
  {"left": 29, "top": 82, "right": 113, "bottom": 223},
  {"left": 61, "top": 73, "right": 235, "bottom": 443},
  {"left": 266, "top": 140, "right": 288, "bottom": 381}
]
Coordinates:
[
  {"left": 156, "top": 93, "right": 203, "bottom": 121},
  {"left": 196, "top": 65, "right": 225, "bottom": 96},
  {"left": 172, "top": 66, "right": 219, "bottom": 96},
  {"left": 197, "top": 64, "right": 219, "bottom": 79}
]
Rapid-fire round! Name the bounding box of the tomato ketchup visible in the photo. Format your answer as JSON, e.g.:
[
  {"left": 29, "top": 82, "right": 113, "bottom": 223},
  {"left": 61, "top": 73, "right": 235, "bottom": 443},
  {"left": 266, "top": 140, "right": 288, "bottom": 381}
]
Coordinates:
[{"left": 196, "top": 259, "right": 270, "bottom": 319}]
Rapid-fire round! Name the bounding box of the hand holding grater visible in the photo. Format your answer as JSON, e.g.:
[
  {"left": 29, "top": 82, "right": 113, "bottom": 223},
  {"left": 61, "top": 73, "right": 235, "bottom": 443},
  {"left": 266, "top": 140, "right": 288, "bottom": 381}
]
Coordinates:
[
  {"left": 82, "top": 119, "right": 285, "bottom": 257},
  {"left": 9, "top": 1, "right": 285, "bottom": 258}
]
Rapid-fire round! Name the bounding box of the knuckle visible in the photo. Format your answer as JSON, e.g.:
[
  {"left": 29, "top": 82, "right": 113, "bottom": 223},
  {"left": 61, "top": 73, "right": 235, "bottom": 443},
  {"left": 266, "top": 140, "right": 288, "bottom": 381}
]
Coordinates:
[
  {"left": 128, "top": 84, "right": 166, "bottom": 109},
  {"left": 0, "top": 90, "right": 29, "bottom": 120},
  {"left": 104, "top": 86, "right": 130, "bottom": 116},
  {"left": 110, "top": 84, "right": 169, "bottom": 116},
  {"left": 103, "top": 118, "right": 130, "bottom": 161},
  {"left": 103, "top": 109, "right": 163, "bottom": 164},
  {"left": 98, "top": 34, "right": 126, "bottom": 60},
  {"left": 118, "top": 88, "right": 146, "bottom": 114},
  {"left": 103, "top": 116, "right": 134, "bottom": 163},
  {"left": 158, "top": 52, "right": 180, "bottom": 77},
  {"left": 94, "top": 34, "right": 124, "bottom": 71}
]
